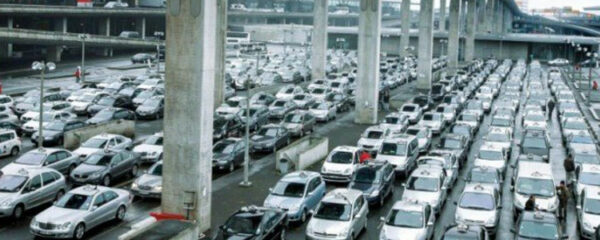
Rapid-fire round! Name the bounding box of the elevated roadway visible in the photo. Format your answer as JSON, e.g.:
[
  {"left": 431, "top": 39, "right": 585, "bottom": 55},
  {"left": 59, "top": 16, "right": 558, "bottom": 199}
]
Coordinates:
[{"left": 0, "top": 28, "right": 161, "bottom": 48}]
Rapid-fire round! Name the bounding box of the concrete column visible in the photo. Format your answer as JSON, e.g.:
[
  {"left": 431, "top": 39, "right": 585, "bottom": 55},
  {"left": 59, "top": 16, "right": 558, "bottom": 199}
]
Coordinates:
[
  {"left": 136, "top": 17, "right": 146, "bottom": 39},
  {"left": 6, "top": 17, "right": 13, "bottom": 57},
  {"left": 439, "top": 0, "right": 447, "bottom": 31},
  {"left": 163, "top": 0, "right": 215, "bottom": 235},
  {"left": 54, "top": 17, "right": 67, "bottom": 33},
  {"left": 399, "top": 0, "right": 411, "bottom": 57},
  {"left": 465, "top": 0, "right": 476, "bottom": 61},
  {"left": 495, "top": 1, "right": 503, "bottom": 33},
  {"left": 47, "top": 46, "right": 63, "bottom": 62},
  {"left": 486, "top": 0, "right": 495, "bottom": 33},
  {"left": 448, "top": 0, "right": 461, "bottom": 73},
  {"left": 311, "top": 0, "right": 328, "bottom": 80},
  {"left": 476, "top": 0, "right": 485, "bottom": 32},
  {"left": 417, "top": 0, "right": 434, "bottom": 92},
  {"left": 355, "top": 0, "right": 381, "bottom": 124},
  {"left": 99, "top": 17, "right": 113, "bottom": 56},
  {"left": 214, "top": 0, "right": 227, "bottom": 108},
  {"left": 460, "top": 0, "right": 467, "bottom": 34},
  {"left": 504, "top": 7, "right": 512, "bottom": 33}
]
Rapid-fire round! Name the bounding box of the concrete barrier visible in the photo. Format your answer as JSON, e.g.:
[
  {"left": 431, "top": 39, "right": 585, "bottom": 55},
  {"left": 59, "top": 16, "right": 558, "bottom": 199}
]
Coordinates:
[
  {"left": 64, "top": 120, "right": 135, "bottom": 150},
  {"left": 275, "top": 136, "right": 328, "bottom": 173}
]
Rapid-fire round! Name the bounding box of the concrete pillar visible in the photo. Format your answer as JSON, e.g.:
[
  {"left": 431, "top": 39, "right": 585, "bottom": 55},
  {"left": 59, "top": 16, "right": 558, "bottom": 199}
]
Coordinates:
[
  {"left": 47, "top": 46, "right": 63, "bottom": 62},
  {"left": 495, "top": 1, "right": 503, "bottom": 33},
  {"left": 417, "top": 0, "right": 434, "bottom": 92},
  {"left": 7, "top": 17, "right": 13, "bottom": 57},
  {"left": 465, "top": 0, "right": 476, "bottom": 61},
  {"left": 311, "top": 0, "right": 328, "bottom": 80},
  {"left": 399, "top": 0, "right": 411, "bottom": 57},
  {"left": 448, "top": 0, "right": 461, "bottom": 73},
  {"left": 460, "top": 0, "right": 467, "bottom": 34},
  {"left": 163, "top": 0, "right": 215, "bottom": 235},
  {"left": 54, "top": 17, "right": 67, "bottom": 33},
  {"left": 486, "top": 0, "right": 495, "bottom": 33},
  {"left": 355, "top": 0, "right": 381, "bottom": 124},
  {"left": 476, "top": 0, "right": 485, "bottom": 32},
  {"left": 504, "top": 7, "right": 512, "bottom": 33},
  {"left": 439, "top": 0, "right": 447, "bottom": 31},
  {"left": 99, "top": 17, "right": 113, "bottom": 57},
  {"left": 136, "top": 17, "right": 146, "bottom": 39},
  {"left": 214, "top": 0, "right": 227, "bottom": 108}
]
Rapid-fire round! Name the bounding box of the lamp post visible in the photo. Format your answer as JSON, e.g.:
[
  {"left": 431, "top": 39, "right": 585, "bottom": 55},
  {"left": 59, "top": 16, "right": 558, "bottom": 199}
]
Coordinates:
[
  {"left": 78, "top": 34, "right": 89, "bottom": 83},
  {"left": 239, "top": 78, "right": 252, "bottom": 188},
  {"left": 154, "top": 31, "right": 164, "bottom": 73},
  {"left": 31, "top": 61, "right": 56, "bottom": 149}
]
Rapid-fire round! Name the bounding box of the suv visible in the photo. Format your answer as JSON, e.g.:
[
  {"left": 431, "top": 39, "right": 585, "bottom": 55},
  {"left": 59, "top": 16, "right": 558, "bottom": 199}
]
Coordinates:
[
  {"left": 305, "top": 188, "right": 368, "bottom": 240},
  {"left": 264, "top": 171, "right": 326, "bottom": 223},
  {"left": 454, "top": 184, "right": 501, "bottom": 235},
  {"left": 376, "top": 135, "right": 419, "bottom": 177},
  {"left": 379, "top": 200, "right": 435, "bottom": 240},
  {"left": 402, "top": 166, "right": 448, "bottom": 213},
  {"left": 321, "top": 146, "right": 360, "bottom": 183},
  {"left": 511, "top": 161, "right": 558, "bottom": 217},
  {"left": 349, "top": 160, "right": 395, "bottom": 206}
]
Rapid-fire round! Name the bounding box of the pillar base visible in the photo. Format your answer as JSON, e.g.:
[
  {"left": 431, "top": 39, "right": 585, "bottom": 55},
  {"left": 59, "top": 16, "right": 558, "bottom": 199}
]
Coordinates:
[{"left": 47, "top": 46, "right": 63, "bottom": 62}]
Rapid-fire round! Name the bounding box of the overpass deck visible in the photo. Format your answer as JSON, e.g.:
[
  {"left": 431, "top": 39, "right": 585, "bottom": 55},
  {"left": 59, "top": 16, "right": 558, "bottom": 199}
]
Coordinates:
[{"left": 0, "top": 28, "right": 161, "bottom": 48}]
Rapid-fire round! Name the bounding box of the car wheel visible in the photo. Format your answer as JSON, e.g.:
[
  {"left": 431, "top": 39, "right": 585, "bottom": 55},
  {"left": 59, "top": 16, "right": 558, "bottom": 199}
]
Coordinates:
[
  {"left": 300, "top": 209, "right": 307, "bottom": 223},
  {"left": 73, "top": 223, "right": 85, "bottom": 240},
  {"left": 10, "top": 147, "right": 19, "bottom": 156},
  {"left": 103, "top": 175, "right": 111, "bottom": 186},
  {"left": 55, "top": 190, "right": 65, "bottom": 202},
  {"left": 228, "top": 162, "right": 235, "bottom": 172},
  {"left": 12, "top": 204, "right": 24, "bottom": 219},
  {"left": 130, "top": 165, "right": 139, "bottom": 178},
  {"left": 116, "top": 205, "right": 126, "bottom": 221}
]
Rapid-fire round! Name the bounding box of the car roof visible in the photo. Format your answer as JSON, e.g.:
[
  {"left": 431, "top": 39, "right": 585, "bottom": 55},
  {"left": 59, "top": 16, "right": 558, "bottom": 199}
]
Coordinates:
[
  {"left": 1, "top": 166, "right": 58, "bottom": 178},
  {"left": 463, "top": 183, "right": 495, "bottom": 195},
  {"left": 70, "top": 185, "right": 113, "bottom": 196},
  {"left": 322, "top": 188, "right": 364, "bottom": 204},
  {"left": 580, "top": 164, "right": 600, "bottom": 174},
  {"left": 281, "top": 171, "right": 320, "bottom": 183},
  {"left": 517, "top": 162, "right": 553, "bottom": 178},
  {"left": 332, "top": 145, "right": 359, "bottom": 153},
  {"left": 365, "top": 125, "right": 386, "bottom": 132},
  {"left": 411, "top": 166, "right": 444, "bottom": 178},
  {"left": 520, "top": 211, "right": 558, "bottom": 224},
  {"left": 391, "top": 200, "right": 427, "bottom": 212},
  {"left": 29, "top": 148, "right": 67, "bottom": 155},
  {"left": 583, "top": 187, "right": 600, "bottom": 200}
]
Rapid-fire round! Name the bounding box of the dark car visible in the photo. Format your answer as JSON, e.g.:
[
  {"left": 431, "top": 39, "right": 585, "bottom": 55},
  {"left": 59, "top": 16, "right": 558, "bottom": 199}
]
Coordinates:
[
  {"left": 69, "top": 150, "right": 140, "bottom": 186},
  {"left": 214, "top": 206, "right": 287, "bottom": 240},
  {"left": 212, "top": 138, "right": 245, "bottom": 172},
  {"left": 31, "top": 120, "right": 86, "bottom": 147},
  {"left": 87, "top": 95, "right": 134, "bottom": 116},
  {"left": 431, "top": 83, "right": 446, "bottom": 101},
  {"left": 450, "top": 123, "right": 475, "bottom": 145},
  {"left": 518, "top": 129, "right": 550, "bottom": 161},
  {"left": 512, "top": 211, "right": 566, "bottom": 240},
  {"left": 250, "top": 124, "right": 290, "bottom": 153},
  {"left": 0, "top": 121, "right": 23, "bottom": 136},
  {"left": 412, "top": 95, "right": 434, "bottom": 111},
  {"left": 325, "top": 92, "right": 350, "bottom": 112},
  {"left": 213, "top": 115, "right": 243, "bottom": 140},
  {"left": 348, "top": 160, "right": 395, "bottom": 206},
  {"left": 442, "top": 224, "right": 489, "bottom": 240},
  {"left": 280, "top": 111, "right": 316, "bottom": 137},
  {"left": 86, "top": 107, "right": 136, "bottom": 125},
  {"left": 136, "top": 96, "right": 164, "bottom": 120},
  {"left": 131, "top": 53, "right": 155, "bottom": 64}
]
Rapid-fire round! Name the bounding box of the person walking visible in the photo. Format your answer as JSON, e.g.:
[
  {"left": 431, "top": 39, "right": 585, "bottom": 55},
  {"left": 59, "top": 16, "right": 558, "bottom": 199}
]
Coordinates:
[
  {"left": 524, "top": 195, "right": 537, "bottom": 211},
  {"left": 74, "top": 66, "right": 81, "bottom": 83},
  {"left": 556, "top": 181, "right": 569, "bottom": 221},
  {"left": 378, "top": 91, "right": 385, "bottom": 111},
  {"left": 383, "top": 89, "right": 391, "bottom": 112},
  {"left": 359, "top": 150, "right": 371, "bottom": 164},
  {"left": 547, "top": 98, "right": 555, "bottom": 119},
  {"left": 564, "top": 155, "right": 575, "bottom": 183}
]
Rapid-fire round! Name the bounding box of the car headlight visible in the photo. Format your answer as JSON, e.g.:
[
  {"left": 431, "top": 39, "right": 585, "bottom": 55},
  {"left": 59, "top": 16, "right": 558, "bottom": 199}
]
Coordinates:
[
  {"left": 288, "top": 205, "right": 300, "bottom": 213},
  {"left": 56, "top": 222, "right": 71, "bottom": 230},
  {"left": 321, "top": 166, "right": 327, "bottom": 173},
  {"left": 131, "top": 182, "right": 138, "bottom": 189},
  {"left": 344, "top": 168, "right": 352, "bottom": 175},
  {"left": 30, "top": 220, "right": 39, "bottom": 228},
  {"left": 338, "top": 227, "right": 350, "bottom": 238},
  {"left": 0, "top": 199, "right": 13, "bottom": 207},
  {"left": 153, "top": 185, "right": 162, "bottom": 192},
  {"left": 485, "top": 216, "right": 496, "bottom": 225},
  {"left": 370, "top": 190, "right": 380, "bottom": 197}
]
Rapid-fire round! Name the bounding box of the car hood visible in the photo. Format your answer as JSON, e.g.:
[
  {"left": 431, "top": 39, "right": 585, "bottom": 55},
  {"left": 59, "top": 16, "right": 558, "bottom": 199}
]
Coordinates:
[
  {"left": 72, "top": 163, "right": 108, "bottom": 176},
  {"left": 514, "top": 193, "right": 557, "bottom": 211},
  {"left": 0, "top": 192, "right": 17, "bottom": 204},
  {"left": 2, "top": 163, "right": 40, "bottom": 173},
  {"left": 322, "top": 162, "right": 353, "bottom": 175},
  {"left": 32, "top": 129, "right": 61, "bottom": 139},
  {"left": 135, "top": 174, "right": 162, "bottom": 187},
  {"left": 251, "top": 135, "right": 274, "bottom": 143},
  {"left": 133, "top": 144, "right": 162, "bottom": 154},
  {"left": 136, "top": 106, "right": 156, "bottom": 113},
  {"left": 34, "top": 206, "right": 88, "bottom": 225},
  {"left": 583, "top": 213, "right": 600, "bottom": 231},
  {"left": 73, "top": 147, "right": 101, "bottom": 157},
  {"left": 381, "top": 225, "right": 426, "bottom": 240},
  {"left": 402, "top": 190, "right": 441, "bottom": 207},
  {"left": 474, "top": 158, "right": 505, "bottom": 170},
  {"left": 71, "top": 101, "right": 90, "bottom": 108},
  {"left": 308, "top": 219, "right": 349, "bottom": 236},
  {"left": 263, "top": 195, "right": 303, "bottom": 210},
  {"left": 213, "top": 152, "right": 233, "bottom": 161},
  {"left": 357, "top": 138, "right": 382, "bottom": 146},
  {"left": 87, "top": 104, "right": 106, "bottom": 112},
  {"left": 376, "top": 154, "right": 407, "bottom": 166},
  {"left": 456, "top": 207, "right": 496, "bottom": 225}
]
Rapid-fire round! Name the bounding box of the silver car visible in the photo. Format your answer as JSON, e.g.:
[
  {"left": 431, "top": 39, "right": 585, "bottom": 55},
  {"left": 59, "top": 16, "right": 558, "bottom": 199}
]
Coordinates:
[
  {"left": 130, "top": 161, "right": 162, "bottom": 199},
  {"left": 306, "top": 188, "right": 368, "bottom": 240},
  {"left": 0, "top": 167, "right": 67, "bottom": 219},
  {"left": 30, "top": 185, "right": 131, "bottom": 240},
  {"left": 2, "top": 148, "right": 80, "bottom": 175},
  {"left": 379, "top": 200, "right": 435, "bottom": 240}
]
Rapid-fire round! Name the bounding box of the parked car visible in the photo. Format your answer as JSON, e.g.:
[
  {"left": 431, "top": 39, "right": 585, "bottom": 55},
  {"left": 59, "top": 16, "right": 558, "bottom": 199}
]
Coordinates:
[
  {"left": 73, "top": 134, "right": 133, "bottom": 159},
  {"left": 131, "top": 161, "right": 163, "bottom": 199},
  {"left": 404, "top": 126, "right": 432, "bottom": 153},
  {"left": 215, "top": 206, "right": 287, "bottom": 240},
  {"left": 3, "top": 148, "right": 80, "bottom": 175},
  {"left": 87, "top": 95, "right": 134, "bottom": 116},
  {"left": 132, "top": 132, "right": 163, "bottom": 163},
  {"left": 376, "top": 135, "right": 419, "bottom": 177},
  {"left": 0, "top": 129, "right": 21, "bottom": 157},
  {"left": 305, "top": 188, "right": 368, "bottom": 240},
  {"left": 31, "top": 120, "right": 86, "bottom": 147},
  {"left": 379, "top": 200, "right": 436, "bottom": 240},
  {"left": 135, "top": 95, "right": 164, "bottom": 120},
  {"left": 213, "top": 115, "right": 242, "bottom": 140},
  {"left": 70, "top": 150, "right": 140, "bottom": 186},
  {"left": 280, "top": 111, "right": 315, "bottom": 137},
  {"left": 86, "top": 108, "right": 136, "bottom": 125},
  {"left": 402, "top": 166, "right": 448, "bottom": 213},
  {"left": 442, "top": 224, "right": 490, "bottom": 240},
  {"left": 320, "top": 146, "right": 361, "bottom": 183},
  {"left": 454, "top": 184, "right": 501, "bottom": 235},
  {"left": 308, "top": 101, "right": 337, "bottom": 122},
  {"left": 250, "top": 124, "right": 290, "bottom": 153},
  {"left": 212, "top": 138, "right": 245, "bottom": 172},
  {"left": 349, "top": 160, "right": 395, "bottom": 206},
  {"left": 268, "top": 99, "right": 298, "bottom": 119},
  {"left": 263, "top": 171, "right": 326, "bottom": 223},
  {"left": 513, "top": 211, "right": 565, "bottom": 240}
]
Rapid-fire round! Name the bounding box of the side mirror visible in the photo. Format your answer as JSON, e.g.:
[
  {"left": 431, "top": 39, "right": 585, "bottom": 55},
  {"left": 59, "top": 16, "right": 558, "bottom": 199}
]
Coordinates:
[
  {"left": 441, "top": 186, "right": 448, "bottom": 191},
  {"left": 354, "top": 213, "right": 362, "bottom": 219},
  {"left": 576, "top": 205, "right": 582, "bottom": 211}
]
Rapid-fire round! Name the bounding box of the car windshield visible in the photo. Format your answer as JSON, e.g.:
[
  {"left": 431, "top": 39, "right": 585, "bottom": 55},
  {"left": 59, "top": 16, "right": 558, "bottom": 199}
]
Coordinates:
[
  {"left": 522, "top": 136, "right": 547, "bottom": 149},
  {"left": 214, "top": 142, "right": 235, "bottom": 154},
  {"left": 459, "top": 114, "right": 477, "bottom": 122},
  {"left": 328, "top": 151, "right": 353, "bottom": 164},
  {"left": 311, "top": 103, "right": 328, "bottom": 110},
  {"left": 384, "top": 117, "right": 400, "bottom": 124},
  {"left": 144, "top": 135, "right": 163, "bottom": 145},
  {"left": 55, "top": 193, "right": 93, "bottom": 210},
  {"left": 365, "top": 131, "right": 383, "bottom": 139},
  {"left": 82, "top": 138, "right": 108, "bottom": 148},
  {"left": 14, "top": 152, "right": 47, "bottom": 165},
  {"left": 491, "top": 118, "right": 511, "bottom": 127},
  {"left": 525, "top": 114, "right": 545, "bottom": 121},
  {"left": 284, "top": 114, "right": 303, "bottom": 123},
  {"left": 94, "top": 109, "right": 115, "bottom": 119},
  {"left": 312, "top": 89, "right": 325, "bottom": 94},
  {"left": 452, "top": 126, "right": 470, "bottom": 136},
  {"left": 574, "top": 154, "right": 600, "bottom": 165},
  {"left": 33, "top": 113, "right": 54, "bottom": 122},
  {"left": 478, "top": 150, "right": 502, "bottom": 160},
  {"left": 487, "top": 132, "right": 509, "bottom": 142},
  {"left": 314, "top": 202, "right": 351, "bottom": 221},
  {"left": 257, "top": 128, "right": 278, "bottom": 137},
  {"left": 271, "top": 181, "right": 305, "bottom": 198},
  {"left": 226, "top": 100, "right": 241, "bottom": 107},
  {"left": 459, "top": 192, "right": 495, "bottom": 210},
  {"left": 224, "top": 214, "right": 262, "bottom": 235},
  {"left": 84, "top": 154, "right": 112, "bottom": 166},
  {"left": 516, "top": 178, "right": 555, "bottom": 197},
  {"left": 98, "top": 97, "right": 116, "bottom": 106},
  {"left": 566, "top": 121, "right": 587, "bottom": 130},
  {"left": 571, "top": 135, "right": 594, "bottom": 144},
  {"left": 469, "top": 170, "right": 497, "bottom": 184},
  {"left": 149, "top": 163, "right": 162, "bottom": 176},
  {"left": 584, "top": 198, "right": 600, "bottom": 215},
  {"left": 402, "top": 105, "right": 416, "bottom": 112},
  {"left": 386, "top": 209, "right": 423, "bottom": 228},
  {"left": 273, "top": 101, "right": 286, "bottom": 107},
  {"left": 353, "top": 168, "right": 380, "bottom": 184},
  {"left": 579, "top": 172, "right": 600, "bottom": 186},
  {"left": 406, "top": 176, "right": 439, "bottom": 192},
  {"left": 0, "top": 175, "right": 27, "bottom": 192},
  {"left": 293, "top": 95, "right": 305, "bottom": 100},
  {"left": 423, "top": 114, "right": 440, "bottom": 121},
  {"left": 518, "top": 220, "right": 559, "bottom": 240},
  {"left": 380, "top": 143, "right": 407, "bottom": 156},
  {"left": 442, "top": 138, "right": 462, "bottom": 149},
  {"left": 45, "top": 121, "right": 66, "bottom": 131},
  {"left": 284, "top": 88, "right": 294, "bottom": 94}
]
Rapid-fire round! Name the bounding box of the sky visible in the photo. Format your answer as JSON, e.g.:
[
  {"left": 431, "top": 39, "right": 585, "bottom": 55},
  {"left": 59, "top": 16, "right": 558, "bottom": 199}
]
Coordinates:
[{"left": 528, "top": 0, "right": 599, "bottom": 11}]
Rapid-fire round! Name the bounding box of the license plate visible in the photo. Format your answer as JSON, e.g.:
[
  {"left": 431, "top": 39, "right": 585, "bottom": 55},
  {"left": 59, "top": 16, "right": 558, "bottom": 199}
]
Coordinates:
[{"left": 38, "top": 230, "right": 51, "bottom": 235}]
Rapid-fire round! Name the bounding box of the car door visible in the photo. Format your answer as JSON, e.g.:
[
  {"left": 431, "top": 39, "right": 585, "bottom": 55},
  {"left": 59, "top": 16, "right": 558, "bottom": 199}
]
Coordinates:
[
  {"left": 40, "top": 172, "right": 60, "bottom": 204},
  {"left": 88, "top": 192, "right": 107, "bottom": 228},
  {"left": 109, "top": 153, "right": 126, "bottom": 178},
  {"left": 114, "top": 137, "right": 128, "bottom": 150},
  {"left": 0, "top": 132, "right": 11, "bottom": 156},
  {"left": 99, "top": 191, "right": 120, "bottom": 224},
  {"left": 22, "top": 174, "right": 44, "bottom": 209},
  {"left": 353, "top": 197, "right": 367, "bottom": 236},
  {"left": 304, "top": 178, "right": 319, "bottom": 210},
  {"left": 234, "top": 142, "right": 244, "bottom": 166},
  {"left": 44, "top": 152, "right": 63, "bottom": 172},
  {"left": 259, "top": 211, "right": 278, "bottom": 240},
  {"left": 425, "top": 205, "right": 435, "bottom": 239}
]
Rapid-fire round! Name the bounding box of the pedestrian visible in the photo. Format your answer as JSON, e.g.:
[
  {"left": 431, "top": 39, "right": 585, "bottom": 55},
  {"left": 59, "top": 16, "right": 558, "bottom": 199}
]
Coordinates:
[
  {"left": 556, "top": 181, "right": 569, "bottom": 221},
  {"left": 378, "top": 92, "right": 385, "bottom": 111},
  {"left": 74, "top": 66, "right": 81, "bottom": 83},
  {"left": 564, "top": 155, "right": 575, "bottom": 183},
  {"left": 524, "top": 195, "right": 537, "bottom": 211},
  {"left": 383, "top": 89, "right": 391, "bottom": 112},
  {"left": 547, "top": 99, "right": 555, "bottom": 119},
  {"left": 593, "top": 80, "right": 598, "bottom": 90},
  {"left": 359, "top": 150, "right": 371, "bottom": 164}
]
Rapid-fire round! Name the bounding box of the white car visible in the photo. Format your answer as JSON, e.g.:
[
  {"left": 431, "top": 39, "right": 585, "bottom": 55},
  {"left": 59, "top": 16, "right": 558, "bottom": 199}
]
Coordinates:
[
  {"left": 308, "top": 101, "right": 337, "bottom": 122},
  {"left": 0, "top": 94, "right": 14, "bottom": 109},
  {"left": 576, "top": 187, "right": 600, "bottom": 239},
  {"left": 379, "top": 112, "right": 409, "bottom": 134},
  {"left": 454, "top": 184, "right": 500, "bottom": 235},
  {"left": 402, "top": 166, "right": 448, "bottom": 213},
  {"left": 305, "top": 188, "right": 368, "bottom": 240},
  {"left": 474, "top": 143, "right": 508, "bottom": 175},
  {"left": 22, "top": 111, "right": 76, "bottom": 136},
  {"left": 418, "top": 112, "right": 445, "bottom": 134},
  {"left": 435, "top": 104, "right": 457, "bottom": 124},
  {"left": 379, "top": 200, "right": 435, "bottom": 240},
  {"left": 307, "top": 79, "right": 327, "bottom": 91},
  {"left": 512, "top": 161, "right": 558, "bottom": 215},
  {"left": 522, "top": 110, "right": 547, "bottom": 130},
  {"left": 377, "top": 135, "right": 419, "bottom": 177},
  {"left": 0, "top": 129, "right": 21, "bottom": 157},
  {"left": 562, "top": 118, "right": 589, "bottom": 141},
  {"left": 404, "top": 126, "right": 432, "bottom": 153},
  {"left": 320, "top": 146, "right": 360, "bottom": 183},
  {"left": 73, "top": 134, "right": 133, "bottom": 159},
  {"left": 276, "top": 85, "right": 304, "bottom": 100},
  {"left": 483, "top": 127, "right": 512, "bottom": 154},
  {"left": 104, "top": 1, "right": 129, "bottom": 8},
  {"left": 400, "top": 103, "right": 423, "bottom": 124},
  {"left": 456, "top": 112, "right": 481, "bottom": 130},
  {"left": 357, "top": 126, "right": 391, "bottom": 154},
  {"left": 133, "top": 132, "right": 163, "bottom": 163},
  {"left": 308, "top": 87, "right": 330, "bottom": 101}
]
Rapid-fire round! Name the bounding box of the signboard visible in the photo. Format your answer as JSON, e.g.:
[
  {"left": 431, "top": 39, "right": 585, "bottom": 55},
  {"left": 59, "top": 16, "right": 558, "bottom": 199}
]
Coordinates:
[{"left": 77, "top": 0, "right": 93, "bottom": 7}]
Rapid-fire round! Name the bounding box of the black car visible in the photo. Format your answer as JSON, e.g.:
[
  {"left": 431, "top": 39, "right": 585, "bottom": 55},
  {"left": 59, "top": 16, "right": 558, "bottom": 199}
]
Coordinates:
[
  {"left": 87, "top": 95, "right": 134, "bottom": 116},
  {"left": 215, "top": 206, "right": 287, "bottom": 240},
  {"left": 212, "top": 138, "right": 245, "bottom": 172},
  {"left": 213, "top": 115, "right": 242, "bottom": 140},
  {"left": 442, "top": 224, "right": 489, "bottom": 240},
  {"left": 431, "top": 83, "right": 446, "bottom": 101},
  {"left": 348, "top": 160, "right": 395, "bottom": 206},
  {"left": 0, "top": 121, "right": 22, "bottom": 136},
  {"left": 31, "top": 120, "right": 86, "bottom": 147},
  {"left": 86, "top": 107, "right": 136, "bottom": 125},
  {"left": 412, "top": 95, "right": 434, "bottom": 111},
  {"left": 250, "top": 124, "right": 290, "bottom": 153}
]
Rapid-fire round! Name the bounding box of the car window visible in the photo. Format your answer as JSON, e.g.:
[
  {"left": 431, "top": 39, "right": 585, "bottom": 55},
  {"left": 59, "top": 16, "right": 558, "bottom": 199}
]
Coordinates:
[
  {"left": 28, "top": 175, "right": 42, "bottom": 191},
  {"left": 111, "top": 154, "right": 123, "bottom": 164},
  {"left": 0, "top": 133, "right": 12, "bottom": 142},
  {"left": 103, "top": 191, "right": 119, "bottom": 202},
  {"left": 116, "top": 137, "right": 124, "bottom": 145},
  {"left": 41, "top": 172, "right": 56, "bottom": 185},
  {"left": 260, "top": 211, "right": 278, "bottom": 232},
  {"left": 57, "top": 151, "right": 70, "bottom": 160},
  {"left": 93, "top": 193, "right": 106, "bottom": 207},
  {"left": 46, "top": 153, "right": 59, "bottom": 164}
]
